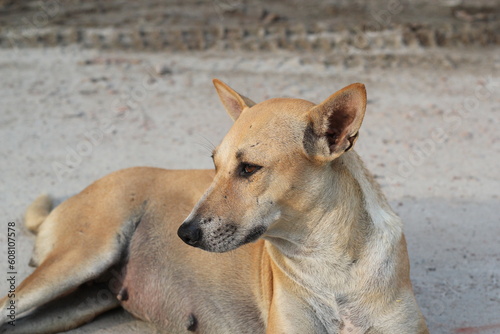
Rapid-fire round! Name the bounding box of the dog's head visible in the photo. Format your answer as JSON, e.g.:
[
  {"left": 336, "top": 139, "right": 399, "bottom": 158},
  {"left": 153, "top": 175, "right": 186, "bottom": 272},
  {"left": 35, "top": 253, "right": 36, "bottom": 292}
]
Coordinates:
[{"left": 178, "top": 79, "right": 367, "bottom": 252}]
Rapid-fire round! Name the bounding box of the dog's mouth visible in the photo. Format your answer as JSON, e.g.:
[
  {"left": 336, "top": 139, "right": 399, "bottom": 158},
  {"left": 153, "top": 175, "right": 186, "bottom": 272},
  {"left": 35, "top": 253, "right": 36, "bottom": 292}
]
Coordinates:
[
  {"left": 178, "top": 219, "right": 267, "bottom": 253},
  {"left": 203, "top": 224, "right": 266, "bottom": 253},
  {"left": 204, "top": 223, "right": 238, "bottom": 252},
  {"left": 242, "top": 225, "right": 267, "bottom": 244}
]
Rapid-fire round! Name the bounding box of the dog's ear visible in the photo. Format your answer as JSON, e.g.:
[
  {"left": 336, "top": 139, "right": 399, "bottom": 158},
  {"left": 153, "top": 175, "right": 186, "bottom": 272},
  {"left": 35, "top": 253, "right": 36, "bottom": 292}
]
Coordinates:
[
  {"left": 305, "top": 83, "right": 366, "bottom": 161},
  {"left": 213, "top": 79, "right": 256, "bottom": 121}
]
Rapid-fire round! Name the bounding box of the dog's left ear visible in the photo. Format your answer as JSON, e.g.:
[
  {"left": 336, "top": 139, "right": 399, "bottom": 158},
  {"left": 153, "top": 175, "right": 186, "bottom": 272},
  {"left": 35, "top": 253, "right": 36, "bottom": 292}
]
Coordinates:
[
  {"left": 305, "top": 83, "right": 367, "bottom": 161},
  {"left": 213, "top": 79, "right": 256, "bottom": 121}
]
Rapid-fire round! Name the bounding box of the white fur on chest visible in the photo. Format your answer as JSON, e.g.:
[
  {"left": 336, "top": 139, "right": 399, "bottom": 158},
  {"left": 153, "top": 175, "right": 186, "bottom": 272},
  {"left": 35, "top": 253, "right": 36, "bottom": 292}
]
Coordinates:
[{"left": 305, "top": 292, "right": 370, "bottom": 334}]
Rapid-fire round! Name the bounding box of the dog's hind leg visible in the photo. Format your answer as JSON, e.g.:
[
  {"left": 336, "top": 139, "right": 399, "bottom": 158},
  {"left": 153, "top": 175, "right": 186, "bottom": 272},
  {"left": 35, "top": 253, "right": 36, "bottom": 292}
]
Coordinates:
[
  {"left": 0, "top": 194, "right": 144, "bottom": 330},
  {"left": 0, "top": 247, "right": 118, "bottom": 321},
  {"left": 0, "top": 282, "right": 120, "bottom": 334}
]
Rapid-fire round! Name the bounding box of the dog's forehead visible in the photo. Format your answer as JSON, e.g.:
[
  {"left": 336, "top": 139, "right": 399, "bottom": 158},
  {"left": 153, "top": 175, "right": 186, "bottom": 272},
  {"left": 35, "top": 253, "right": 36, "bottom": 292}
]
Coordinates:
[
  {"left": 240, "top": 98, "right": 314, "bottom": 131},
  {"left": 252, "top": 97, "right": 315, "bottom": 117},
  {"left": 217, "top": 98, "right": 315, "bottom": 159}
]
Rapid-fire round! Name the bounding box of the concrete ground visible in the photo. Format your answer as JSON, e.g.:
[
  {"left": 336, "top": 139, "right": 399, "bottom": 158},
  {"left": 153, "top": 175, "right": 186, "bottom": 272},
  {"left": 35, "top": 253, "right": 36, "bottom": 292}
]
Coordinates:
[{"left": 0, "top": 46, "right": 499, "bottom": 333}]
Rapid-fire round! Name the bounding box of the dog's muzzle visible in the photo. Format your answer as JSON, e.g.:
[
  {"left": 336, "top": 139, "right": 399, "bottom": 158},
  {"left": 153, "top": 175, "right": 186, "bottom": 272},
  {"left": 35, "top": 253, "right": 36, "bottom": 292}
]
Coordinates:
[{"left": 177, "top": 220, "right": 202, "bottom": 247}]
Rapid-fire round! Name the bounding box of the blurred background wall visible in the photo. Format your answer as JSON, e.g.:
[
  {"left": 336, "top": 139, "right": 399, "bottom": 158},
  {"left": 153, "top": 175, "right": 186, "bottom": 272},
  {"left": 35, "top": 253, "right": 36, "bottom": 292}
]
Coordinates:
[{"left": 1, "top": 0, "right": 499, "bottom": 64}]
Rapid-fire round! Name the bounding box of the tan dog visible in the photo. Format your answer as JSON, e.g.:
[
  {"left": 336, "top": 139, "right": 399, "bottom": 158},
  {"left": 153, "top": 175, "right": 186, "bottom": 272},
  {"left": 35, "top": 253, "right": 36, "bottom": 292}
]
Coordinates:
[{"left": 0, "top": 80, "right": 428, "bottom": 333}]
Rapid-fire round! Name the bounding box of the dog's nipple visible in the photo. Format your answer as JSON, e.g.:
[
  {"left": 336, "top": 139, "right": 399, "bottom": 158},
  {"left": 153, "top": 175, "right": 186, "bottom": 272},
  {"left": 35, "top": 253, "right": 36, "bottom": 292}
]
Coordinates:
[
  {"left": 187, "top": 313, "right": 198, "bottom": 332},
  {"left": 117, "top": 287, "right": 129, "bottom": 301}
]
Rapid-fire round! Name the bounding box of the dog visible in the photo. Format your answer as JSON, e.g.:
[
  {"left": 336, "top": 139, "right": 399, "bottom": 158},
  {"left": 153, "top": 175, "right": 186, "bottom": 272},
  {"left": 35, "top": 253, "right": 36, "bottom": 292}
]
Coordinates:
[{"left": 1, "top": 80, "right": 429, "bottom": 333}]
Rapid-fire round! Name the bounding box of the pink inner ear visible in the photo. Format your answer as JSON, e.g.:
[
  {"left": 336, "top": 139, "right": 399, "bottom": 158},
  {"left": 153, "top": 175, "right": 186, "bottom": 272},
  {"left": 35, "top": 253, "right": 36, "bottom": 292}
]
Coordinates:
[
  {"left": 306, "top": 83, "right": 366, "bottom": 157},
  {"left": 225, "top": 96, "right": 243, "bottom": 117},
  {"left": 323, "top": 93, "right": 359, "bottom": 153},
  {"left": 327, "top": 96, "right": 357, "bottom": 133}
]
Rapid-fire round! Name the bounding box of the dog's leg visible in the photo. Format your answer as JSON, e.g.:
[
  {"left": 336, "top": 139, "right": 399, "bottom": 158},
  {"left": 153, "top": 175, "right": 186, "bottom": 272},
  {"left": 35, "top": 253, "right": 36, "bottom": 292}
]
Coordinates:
[
  {"left": 0, "top": 282, "right": 120, "bottom": 334},
  {"left": 0, "top": 245, "right": 122, "bottom": 322},
  {"left": 1, "top": 215, "right": 140, "bottom": 327},
  {"left": 1, "top": 187, "right": 145, "bottom": 325}
]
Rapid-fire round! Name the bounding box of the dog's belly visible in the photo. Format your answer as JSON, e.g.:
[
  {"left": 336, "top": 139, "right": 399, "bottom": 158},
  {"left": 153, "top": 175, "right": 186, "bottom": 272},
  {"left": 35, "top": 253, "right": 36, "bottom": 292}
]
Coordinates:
[{"left": 117, "top": 184, "right": 266, "bottom": 333}]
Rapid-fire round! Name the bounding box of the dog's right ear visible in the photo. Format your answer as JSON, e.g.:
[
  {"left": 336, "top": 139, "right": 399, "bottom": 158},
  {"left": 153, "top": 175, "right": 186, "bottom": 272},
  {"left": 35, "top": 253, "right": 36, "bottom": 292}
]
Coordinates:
[
  {"left": 304, "top": 83, "right": 367, "bottom": 161},
  {"left": 213, "top": 79, "right": 256, "bottom": 121}
]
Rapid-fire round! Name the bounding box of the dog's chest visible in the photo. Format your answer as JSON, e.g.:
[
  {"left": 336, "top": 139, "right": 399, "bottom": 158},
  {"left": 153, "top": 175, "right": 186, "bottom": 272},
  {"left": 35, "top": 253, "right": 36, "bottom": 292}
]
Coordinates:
[
  {"left": 339, "top": 318, "right": 368, "bottom": 334},
  {"left": 305, "top": 294, "right": 370, "bottom": 334}
]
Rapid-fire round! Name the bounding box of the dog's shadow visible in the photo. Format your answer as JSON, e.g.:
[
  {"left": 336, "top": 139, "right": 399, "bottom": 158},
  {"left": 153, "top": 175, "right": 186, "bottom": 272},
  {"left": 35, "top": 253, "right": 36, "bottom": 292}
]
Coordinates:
[{"left": 395, "top": 197, "right": 499, "bottom": 334}]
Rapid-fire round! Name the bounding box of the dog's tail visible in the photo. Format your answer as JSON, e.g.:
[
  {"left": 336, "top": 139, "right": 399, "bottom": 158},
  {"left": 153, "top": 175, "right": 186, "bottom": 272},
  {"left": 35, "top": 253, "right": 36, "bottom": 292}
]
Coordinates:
[{"left": 25, "top": 194, "right": 53, "bottom": 234}]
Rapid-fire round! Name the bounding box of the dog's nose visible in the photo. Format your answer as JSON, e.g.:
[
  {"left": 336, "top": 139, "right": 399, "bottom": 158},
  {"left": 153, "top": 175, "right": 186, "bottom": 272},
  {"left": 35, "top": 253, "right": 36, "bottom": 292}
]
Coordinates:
[{"left": 177, "top": 221, "right": 202, "bottom": 247}]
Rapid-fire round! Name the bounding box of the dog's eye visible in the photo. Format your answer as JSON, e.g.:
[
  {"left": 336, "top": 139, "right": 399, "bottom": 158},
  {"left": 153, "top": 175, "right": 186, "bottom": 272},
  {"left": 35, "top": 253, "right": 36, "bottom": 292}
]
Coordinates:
[{"left": 239, "top": 163, "right": 261, "bottom": 177}]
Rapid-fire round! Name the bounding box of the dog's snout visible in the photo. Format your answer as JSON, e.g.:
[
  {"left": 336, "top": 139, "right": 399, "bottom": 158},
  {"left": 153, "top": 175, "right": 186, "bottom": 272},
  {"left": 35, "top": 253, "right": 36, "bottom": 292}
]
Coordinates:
[{"left": 177, "top": 221, "right": 202, "bottom": 247}]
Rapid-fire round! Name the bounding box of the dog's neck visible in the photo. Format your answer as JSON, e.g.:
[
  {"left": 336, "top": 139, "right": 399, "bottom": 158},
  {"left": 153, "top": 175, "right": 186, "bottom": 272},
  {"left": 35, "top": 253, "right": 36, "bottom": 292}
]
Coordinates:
[
  {"left": 263, "top": 150, "right": 403, "bottom": 290},
  {"left": 261, "top": 151, "right": 404, "bottom": 331}
]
